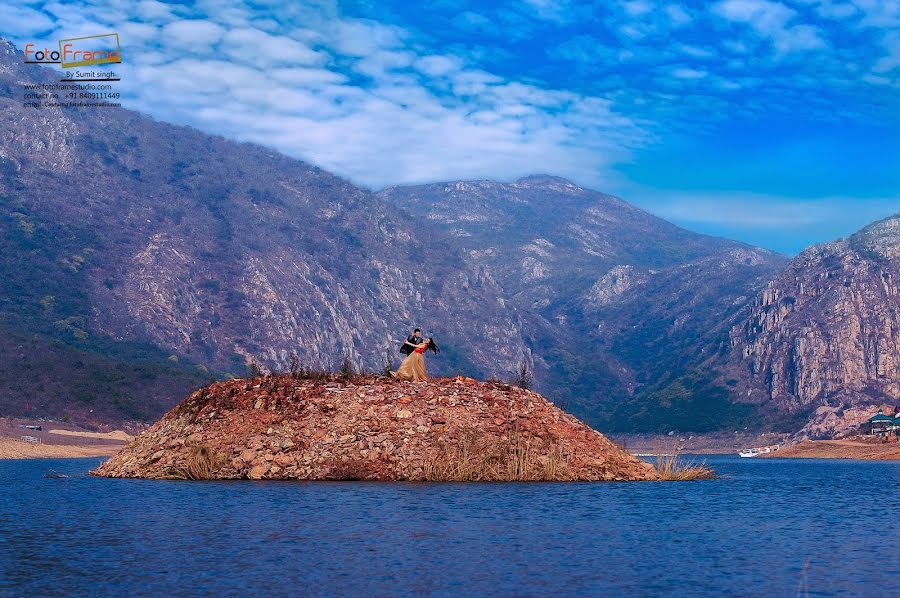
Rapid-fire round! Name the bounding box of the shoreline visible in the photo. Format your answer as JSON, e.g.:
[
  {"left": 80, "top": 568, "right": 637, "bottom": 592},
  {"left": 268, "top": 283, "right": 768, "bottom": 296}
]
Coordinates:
[
  {"left": 0, "top": 438, "right": 122, "bottom": 460},
  {"left": 7, "top": 439, "right": 899, "bottom": 462},
  {"left": 611, "top": 431, "right": 789, "bottom": 456},
  {"left": 1, "top": 417, "right": 131, "bottom": 460},
  {"left": 759, "top": 439, "right": 900, "bottom": 461}
]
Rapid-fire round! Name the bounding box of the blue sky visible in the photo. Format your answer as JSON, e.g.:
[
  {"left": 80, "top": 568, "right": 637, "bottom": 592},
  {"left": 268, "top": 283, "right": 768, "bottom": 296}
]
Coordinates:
[{"left": 2, "top": 0, "right": 899, "bottom": 254}]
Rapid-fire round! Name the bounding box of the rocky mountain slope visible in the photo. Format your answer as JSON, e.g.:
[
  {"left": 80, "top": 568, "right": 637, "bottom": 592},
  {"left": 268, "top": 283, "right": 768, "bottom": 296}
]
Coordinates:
[
  {"left": 724, "top": 214, "right": 900, "bottom": 436},
  {"left": 0, "top": 39, "right": 525, "bottom": 422},
  {"left": 92, "top": 375, "right": 658, "bottom": 481},
  {"left": 379, "top": 178, "right": 787, "bottom": 429}
]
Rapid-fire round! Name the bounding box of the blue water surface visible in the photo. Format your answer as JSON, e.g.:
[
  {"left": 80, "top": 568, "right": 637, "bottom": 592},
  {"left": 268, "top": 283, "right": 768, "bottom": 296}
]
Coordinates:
[{"left": 0, "top": 455, "right": 897, "bottom": 596}]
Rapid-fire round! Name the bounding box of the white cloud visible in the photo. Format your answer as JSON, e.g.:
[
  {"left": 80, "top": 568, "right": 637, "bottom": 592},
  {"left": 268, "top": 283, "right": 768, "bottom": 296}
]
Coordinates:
[
  {"left": 448, "top": 69, "right": 504, "bottom": 96},
  {"left": 676, "top": 44, "right": 715, "bottom": 58},
  {"left": 220, "top": 27, "right": 324, "bottom": 66},
  {"left": 331, "top": 20, "right": 403, "bottom": 57},
  {"left": 643, "top": 192, "right": 900, "bottom": 230},
  {"left": 853, "top": 0, "right": 900, "bottom": 28},
  {"left": 784, "top": 24, "right": 828, "bottom": 52},
  {"left": 452, "top": 11, "right": 493, "bottom": 33},
  {"left": 520, "top": 0, "right": 574, "bottom": 23},
  {"left": 672, "top": 67, "right": 708, "bottom": 79},
  {"left": 0, "top": 4, "right": 53, "bottom": 35},
  {"left": 665, "top": 4, "right": 692, "bottom": 26},
  {"left": 861, "top": 73, "right": 892, "bottom": 85},
  {"left": 136, "top": 0, "right": 178, "bottom": 22},
  {"left": 117, "top": 21, "right": 159, "bottom": 44},
  {"left": 809, "top": 1, "right": 859, "bottom": 20},
  {"left": 712, "top": 0, "right": 826, "bottom": 54},
  {"left": 268, "top": 66, "right": 346, "bottom": 86},
  {"left": 618, "top": 23, "right": 649, "bottom": 39},
  {"left": 622, "top": 0, "right": 653, "bottom": 17},
  {"left": 872, "top": 31, "right": 900, "bottom": 73},
  {"left": 161, "top": 20, "right": 225, "bottom": 48},
  {"left": 654, "top": 196, "right": 826, "bottom": 227},
  {"left": 714, "top": 0, "right": 793, "bottom": 28},
  {"left": 353, "top": 49, "right": 415, "bottom": 79},
  {"left": 414, "top": 55, "right": 462, "bottom": 77}
]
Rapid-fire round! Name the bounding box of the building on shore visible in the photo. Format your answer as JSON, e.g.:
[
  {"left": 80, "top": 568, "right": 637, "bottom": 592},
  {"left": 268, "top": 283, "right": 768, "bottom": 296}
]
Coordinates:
[{"left": 866, "top": 408, "right": 900, "bottom": 438}]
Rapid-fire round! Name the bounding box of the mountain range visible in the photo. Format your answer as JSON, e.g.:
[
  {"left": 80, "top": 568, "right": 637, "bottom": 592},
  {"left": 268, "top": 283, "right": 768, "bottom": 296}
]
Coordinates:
[
  {"left": 1, "top": 38, "right": 897, "bottom": 436},
  {"left": 377, "top": 179, "right": 786, "bottom": 432}
]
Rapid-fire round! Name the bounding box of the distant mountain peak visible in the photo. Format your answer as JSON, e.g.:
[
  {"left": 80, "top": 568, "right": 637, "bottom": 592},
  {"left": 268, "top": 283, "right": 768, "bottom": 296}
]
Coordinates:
[
  {"left": 514, "top": 174, "right": 581, "bottom": 189},
  {"left": 0, "top": 38, "right": 21, "bottom": 68},
  {"left": 850, "top": 212, "right": 900, "bottom": 259}
]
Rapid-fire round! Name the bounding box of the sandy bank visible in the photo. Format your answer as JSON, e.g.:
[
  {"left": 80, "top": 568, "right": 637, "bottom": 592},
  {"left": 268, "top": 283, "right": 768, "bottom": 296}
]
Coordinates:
[
  {"left": 0, "top": 438, "right": 122, "bottom": 459},
  {"left": 48, "top": 429, "right": 135, "bottom": 442},
  {"left": 762, "top": 439, "right": 900, "bottom": 460}
]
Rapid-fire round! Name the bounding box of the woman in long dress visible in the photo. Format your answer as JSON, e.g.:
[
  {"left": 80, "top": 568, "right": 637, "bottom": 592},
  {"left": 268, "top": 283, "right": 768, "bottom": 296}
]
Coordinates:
[{"left": 393, "top": 338, "right": 438, "bottom": 381}]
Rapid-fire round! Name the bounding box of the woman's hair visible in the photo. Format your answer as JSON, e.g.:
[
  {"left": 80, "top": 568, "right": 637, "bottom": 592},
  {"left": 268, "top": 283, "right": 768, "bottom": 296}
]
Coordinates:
[{"left": 425, "top": 337, "right": 440, "bottom": 354}]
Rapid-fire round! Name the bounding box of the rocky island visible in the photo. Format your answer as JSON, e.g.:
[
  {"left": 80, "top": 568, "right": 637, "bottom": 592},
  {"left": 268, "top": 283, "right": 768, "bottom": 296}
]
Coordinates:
[{"left": 92, "top": 375, "right": 658, "bottom": 481}]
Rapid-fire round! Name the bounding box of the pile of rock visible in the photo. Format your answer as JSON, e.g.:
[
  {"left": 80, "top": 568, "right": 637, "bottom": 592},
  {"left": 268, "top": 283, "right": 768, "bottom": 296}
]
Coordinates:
[{"left": 92, "top": 375, "right": 658, "bottom": 481}]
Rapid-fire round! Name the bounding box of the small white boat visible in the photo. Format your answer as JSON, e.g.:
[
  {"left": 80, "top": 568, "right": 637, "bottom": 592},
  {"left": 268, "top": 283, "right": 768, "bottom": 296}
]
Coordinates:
[{"left": 738, "top": 446, "right": 776, "bottom": 457}]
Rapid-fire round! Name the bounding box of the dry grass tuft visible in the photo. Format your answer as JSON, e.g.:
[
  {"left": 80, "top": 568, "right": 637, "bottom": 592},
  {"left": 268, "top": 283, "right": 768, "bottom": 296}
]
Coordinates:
[
  {"left": 654, "top": 449, "right": 716, "bottom": 481},
  {"left": 325, "top": 459, "right": 373, "bottom": 481},
  {"left": 423, "top": 428, "right": 575, "bottom": 482},
  {"left": 162, "top": 445, "right": 225, "bottom": 480}
]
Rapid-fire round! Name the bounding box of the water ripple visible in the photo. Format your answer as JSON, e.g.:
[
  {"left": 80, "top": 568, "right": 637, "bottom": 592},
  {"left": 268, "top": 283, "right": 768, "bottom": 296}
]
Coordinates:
[{"left": 0, "top": 456, "right": 897, "bottom": 596}]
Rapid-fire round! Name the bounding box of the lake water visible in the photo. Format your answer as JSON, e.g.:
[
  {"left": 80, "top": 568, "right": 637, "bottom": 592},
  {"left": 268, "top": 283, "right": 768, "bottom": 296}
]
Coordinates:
[{"left": 0, "top": 455, "right": 897, "bottom": 596}]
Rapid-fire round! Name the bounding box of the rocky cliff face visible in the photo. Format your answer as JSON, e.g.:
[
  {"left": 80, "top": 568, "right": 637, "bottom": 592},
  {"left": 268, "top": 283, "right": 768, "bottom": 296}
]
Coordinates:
[
  {"left": 726, "top": 214, "right": 900, "bottom": 436},
  {"left": 92, "top": 375, "right": 658, "bottom": 481}
]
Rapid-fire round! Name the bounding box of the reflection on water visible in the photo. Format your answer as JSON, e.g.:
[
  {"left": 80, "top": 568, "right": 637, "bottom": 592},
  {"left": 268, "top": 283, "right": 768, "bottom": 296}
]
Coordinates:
[{"left": 0, "top": 456, "right": 897, "bottom": 596}]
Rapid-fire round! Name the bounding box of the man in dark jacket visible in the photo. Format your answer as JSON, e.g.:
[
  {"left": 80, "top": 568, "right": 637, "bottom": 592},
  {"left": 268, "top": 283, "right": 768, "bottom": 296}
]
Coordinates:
[{"left": 400, "top": 328, "right": 422, "bottom": 355}]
